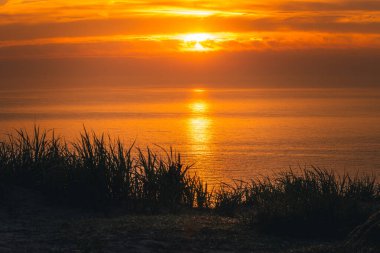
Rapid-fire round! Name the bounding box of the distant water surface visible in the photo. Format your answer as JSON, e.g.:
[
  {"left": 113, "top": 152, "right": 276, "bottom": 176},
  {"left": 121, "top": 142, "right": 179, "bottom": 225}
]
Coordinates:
[{"left": 1, "top": 88, "right": 379, "bottom": 184}]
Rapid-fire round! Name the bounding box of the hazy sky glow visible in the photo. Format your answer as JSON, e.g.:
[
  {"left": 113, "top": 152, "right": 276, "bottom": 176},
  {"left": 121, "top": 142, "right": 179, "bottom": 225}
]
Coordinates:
[{"left": 1, "top": 0, "right": 380, "bottom": 87}]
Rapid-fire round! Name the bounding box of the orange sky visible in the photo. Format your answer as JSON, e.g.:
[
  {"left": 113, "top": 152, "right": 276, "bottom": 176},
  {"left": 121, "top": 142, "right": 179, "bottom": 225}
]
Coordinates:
[{"left": 0, "top": 0, "right": 380, "bottom": 87}]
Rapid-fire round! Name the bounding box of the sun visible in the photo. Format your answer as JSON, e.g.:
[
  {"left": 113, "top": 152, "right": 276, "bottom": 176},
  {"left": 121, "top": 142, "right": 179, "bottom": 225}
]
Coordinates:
[
  {"left": 183, "top": 33, "right": 213, "bottom": 43},
  {"left": 181, "top": 33, "right": 214, "bottom": 51}
]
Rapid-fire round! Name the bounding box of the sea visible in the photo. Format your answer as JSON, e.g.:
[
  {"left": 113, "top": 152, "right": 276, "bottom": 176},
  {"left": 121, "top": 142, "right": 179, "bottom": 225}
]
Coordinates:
[{"left": 1, "top": 87, "right": 379, "bottom": 185}]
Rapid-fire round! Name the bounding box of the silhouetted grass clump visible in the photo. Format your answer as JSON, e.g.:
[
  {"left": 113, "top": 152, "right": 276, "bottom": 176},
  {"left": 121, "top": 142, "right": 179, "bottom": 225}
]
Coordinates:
[
  {"left": 0, "top": 127, "right": 209, "bottom": 212},
  {"left": 0, "top": 127, "right": 379, "bottom": 238},
  {"left": 214, "top": 168, "right": 380, "bottom": 238}
]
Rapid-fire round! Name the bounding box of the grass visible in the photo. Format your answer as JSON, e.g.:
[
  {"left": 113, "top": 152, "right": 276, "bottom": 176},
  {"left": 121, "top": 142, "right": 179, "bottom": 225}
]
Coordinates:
[
  {"left": 214, "top": 169, "right": 380, "bottom": 238},
  {"left": 0, "top": 127, "right": 209, "bottom": 212},
  {"left": 0, "top": 126, "right": 379, "bottom": 238}
]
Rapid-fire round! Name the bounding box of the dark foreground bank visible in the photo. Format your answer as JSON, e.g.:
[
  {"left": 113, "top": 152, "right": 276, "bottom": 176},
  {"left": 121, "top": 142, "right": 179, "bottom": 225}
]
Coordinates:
[
  {"left": 0, "top": 186, "right": 378, "bottom": 253},
  {"left": 0, "top": 128, "right": 379, "bottom": 252}
]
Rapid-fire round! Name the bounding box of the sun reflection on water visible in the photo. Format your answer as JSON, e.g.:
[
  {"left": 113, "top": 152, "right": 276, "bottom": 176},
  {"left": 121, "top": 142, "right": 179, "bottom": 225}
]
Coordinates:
[
  {"left": 186, "top": 89, "right": 214, "bottom": 180},
  {"left": 189, "top": 101, "right": 208, "bottom": 114},
  {"left": 188, "top": 117, "right": 211, "bottom": 146}
]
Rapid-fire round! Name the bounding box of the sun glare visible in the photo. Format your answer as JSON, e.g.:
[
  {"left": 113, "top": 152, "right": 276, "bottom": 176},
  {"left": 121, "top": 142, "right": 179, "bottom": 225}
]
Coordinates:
[
  {"left": 182, "top": 33, "right": 215, "bottom": 51},
  {"left": 183, "top": 33, "right": 213, "bottom": 43},
  {"left": 144, "top": 8, "right": 215, "bottom": 17}
]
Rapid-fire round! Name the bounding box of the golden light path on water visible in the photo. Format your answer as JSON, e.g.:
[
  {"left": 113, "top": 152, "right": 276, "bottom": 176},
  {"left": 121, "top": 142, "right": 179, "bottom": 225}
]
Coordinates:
[{"left": 187, "top": 90, "right": 215, "bottom": 180}]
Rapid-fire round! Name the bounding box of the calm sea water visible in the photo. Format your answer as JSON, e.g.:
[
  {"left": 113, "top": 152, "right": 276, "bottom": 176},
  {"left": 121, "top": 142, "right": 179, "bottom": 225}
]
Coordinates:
[{"left": 1, "top": 88, "right": 379, "bottom": 184}]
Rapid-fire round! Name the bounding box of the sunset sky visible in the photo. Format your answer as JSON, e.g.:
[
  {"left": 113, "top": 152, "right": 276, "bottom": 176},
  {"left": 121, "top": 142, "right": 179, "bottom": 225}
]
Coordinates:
[{"left": 1, "top": 0, "right": 380, "bottom": 88}]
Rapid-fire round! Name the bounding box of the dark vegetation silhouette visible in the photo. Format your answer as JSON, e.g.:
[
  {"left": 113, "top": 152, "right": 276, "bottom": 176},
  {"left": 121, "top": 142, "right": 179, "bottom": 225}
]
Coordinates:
[
  {"left": 0, "top": 127, "right": 379, "bottom": 239},
  {"left": 0, "top": 127, "right": 211, "bottom": 212}
]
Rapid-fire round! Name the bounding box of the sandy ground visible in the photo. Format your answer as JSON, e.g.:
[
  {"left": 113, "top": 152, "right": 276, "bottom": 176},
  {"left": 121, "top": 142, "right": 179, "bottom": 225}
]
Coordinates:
[{"left": 0, "top": 187, "right": 339, "bottom": 253}]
